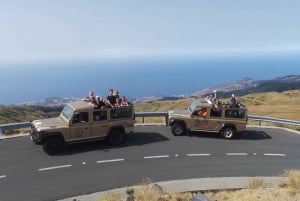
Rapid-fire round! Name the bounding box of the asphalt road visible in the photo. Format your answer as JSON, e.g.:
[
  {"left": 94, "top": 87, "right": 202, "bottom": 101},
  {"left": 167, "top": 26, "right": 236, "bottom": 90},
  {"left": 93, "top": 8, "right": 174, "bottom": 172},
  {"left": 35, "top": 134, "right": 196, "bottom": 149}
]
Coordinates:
[{"left": 1, "top": 126, "right": 300, "bottom": 201}]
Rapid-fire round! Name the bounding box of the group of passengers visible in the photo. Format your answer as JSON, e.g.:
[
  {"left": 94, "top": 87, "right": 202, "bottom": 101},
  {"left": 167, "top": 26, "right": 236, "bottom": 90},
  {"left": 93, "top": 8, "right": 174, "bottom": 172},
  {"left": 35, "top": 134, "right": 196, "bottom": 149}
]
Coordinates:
[
  {"left": 206, "top": 90, "right": 238, "bottom": 109},
  {"left": 81, "top": 89, "right": 130, "bottom": 109},
  {"left": 194, "top": 91, "right": 239, "bottom": 118}
]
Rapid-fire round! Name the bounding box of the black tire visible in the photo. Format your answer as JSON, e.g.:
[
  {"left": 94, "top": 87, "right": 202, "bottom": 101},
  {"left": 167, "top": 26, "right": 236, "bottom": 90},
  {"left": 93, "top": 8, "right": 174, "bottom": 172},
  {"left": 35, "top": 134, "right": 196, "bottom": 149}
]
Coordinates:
[
  {"left": 107, "top": 130, "right": 125, "bottom": 145},
  {"left": 171, "top": 123, "right": 186, "bottom": 136},
  {"left": 220, "top": 127, "right": 236, "bottom": 139},
  {"left": 43, "top": 137, "right": 64, "bottom": 155}
]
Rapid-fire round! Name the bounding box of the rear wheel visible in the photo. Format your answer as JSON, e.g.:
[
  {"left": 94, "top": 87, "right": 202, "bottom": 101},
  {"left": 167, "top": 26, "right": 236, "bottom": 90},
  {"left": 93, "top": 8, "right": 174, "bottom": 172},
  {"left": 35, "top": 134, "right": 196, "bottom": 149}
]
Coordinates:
[
  {"left": 107, "top": 130, "right": 125, "bottom": 145},
  {"left": 171, "top": 123, "right": 186, "bottom": 136},
  {"left": 43, "top": 136, "right": 64, "bottom": 155},
  {"left": 220, "top": 127, "right": 236, "bottom": 139}
]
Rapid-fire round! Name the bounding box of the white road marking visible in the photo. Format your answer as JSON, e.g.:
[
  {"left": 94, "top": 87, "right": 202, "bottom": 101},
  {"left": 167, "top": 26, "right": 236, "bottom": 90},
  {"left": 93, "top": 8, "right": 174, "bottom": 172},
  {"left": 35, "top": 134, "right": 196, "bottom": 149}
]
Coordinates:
[
  {"left": 96, "top": 159, "right": 124, "bottom": 163},
  {"left": 0, "top": 175, "right": 7, "bottom": 179},
  {"left": 82, "top": 162, "right": 87, "bottom": 165},
  {"left": 144, "top": 155, "right": 170, "bottom": 159},
  {"left": 187, "top": 154, "right": 211, "bottom": 157},
  {"left": 253, "top": 153, "right": 257, "bottom": 156},
  {"left": 264, "top": 153, "right": 286, "bottom": 157},
  {"left": 38, "top": 164, "right": 72, "bottom": 171},
  {"left": 175, "top": 154, "right": 179, "bottom": 157},
  {"left": 226, "top": 153, "right": 248, "bottom": 156}
]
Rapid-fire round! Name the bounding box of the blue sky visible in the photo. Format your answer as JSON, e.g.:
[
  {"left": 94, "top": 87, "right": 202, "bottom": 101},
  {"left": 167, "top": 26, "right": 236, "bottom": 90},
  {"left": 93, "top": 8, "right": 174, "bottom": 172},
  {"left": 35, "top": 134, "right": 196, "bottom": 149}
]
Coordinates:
[{"left": 1, "top": 0, "right": 300, "bottom": 65}]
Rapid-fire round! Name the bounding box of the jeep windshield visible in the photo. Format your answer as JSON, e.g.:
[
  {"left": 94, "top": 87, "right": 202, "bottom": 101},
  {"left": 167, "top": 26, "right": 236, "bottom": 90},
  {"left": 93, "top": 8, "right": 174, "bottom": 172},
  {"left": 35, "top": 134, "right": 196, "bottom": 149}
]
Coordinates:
[
  {"left": 188, "top": 101, "right": 197, "bottom": 113},
  {"left": 61, "top": 104, "right": 74, "bottom": 120}
]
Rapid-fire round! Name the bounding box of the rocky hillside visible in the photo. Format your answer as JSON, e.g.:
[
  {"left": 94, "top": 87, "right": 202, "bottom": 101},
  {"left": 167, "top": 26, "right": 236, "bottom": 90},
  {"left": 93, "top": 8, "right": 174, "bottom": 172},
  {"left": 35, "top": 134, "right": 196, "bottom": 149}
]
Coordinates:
[{"left": 0, "top": 105, "right": 61, "bottom": 124}]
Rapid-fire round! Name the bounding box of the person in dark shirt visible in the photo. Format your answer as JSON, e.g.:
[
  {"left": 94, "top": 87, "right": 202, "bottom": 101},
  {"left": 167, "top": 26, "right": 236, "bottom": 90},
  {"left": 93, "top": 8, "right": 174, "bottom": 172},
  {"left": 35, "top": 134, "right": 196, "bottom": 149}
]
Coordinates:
[
  {"left": 107, "top": 89, "right": 116, "bottom": 107},
  {"left": 229, "top": 93, "right": 237, "bottom": 108},
  {"left": 113, "top": 90, "right": 120, "bottom": 99}
]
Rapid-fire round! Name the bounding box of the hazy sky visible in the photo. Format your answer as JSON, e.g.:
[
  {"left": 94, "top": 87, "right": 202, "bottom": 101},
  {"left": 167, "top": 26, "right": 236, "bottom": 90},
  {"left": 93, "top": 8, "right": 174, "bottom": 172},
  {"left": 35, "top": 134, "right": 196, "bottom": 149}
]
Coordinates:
[{"left": 1, "top": 0, "right": 300, "bottom": 64}]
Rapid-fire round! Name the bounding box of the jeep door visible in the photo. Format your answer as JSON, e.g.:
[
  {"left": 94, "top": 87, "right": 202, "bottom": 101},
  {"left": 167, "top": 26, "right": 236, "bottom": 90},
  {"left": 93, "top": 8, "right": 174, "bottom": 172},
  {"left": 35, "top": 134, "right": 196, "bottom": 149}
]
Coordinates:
[
  {"left": 69, "top": 111, "right": 91, "bottom": 140},
  {"left": 191, "top": 109, "right": 208, "bottom": 130},
  {"left": 91, "top": 110, "right": 108, "bottom": 137},
  {"left": 208, "top": 108, "right": 223, "bottom": 131}
]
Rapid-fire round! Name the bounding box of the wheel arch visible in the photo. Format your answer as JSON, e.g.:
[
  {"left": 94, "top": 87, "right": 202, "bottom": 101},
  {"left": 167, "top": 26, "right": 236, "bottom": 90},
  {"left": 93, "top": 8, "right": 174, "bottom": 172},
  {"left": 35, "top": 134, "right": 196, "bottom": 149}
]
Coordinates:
[
  {"left": 40, "top": 132, "right": 65, "bottom": 144},
  {"left": 221, "top": 123, "right": 237, "bottom": 131},
  {"left": 169, "top": 119, "right": 187, "bottom": 128},
  {"left": 108, "top": 126, "right": 125, "bottom": 135}
]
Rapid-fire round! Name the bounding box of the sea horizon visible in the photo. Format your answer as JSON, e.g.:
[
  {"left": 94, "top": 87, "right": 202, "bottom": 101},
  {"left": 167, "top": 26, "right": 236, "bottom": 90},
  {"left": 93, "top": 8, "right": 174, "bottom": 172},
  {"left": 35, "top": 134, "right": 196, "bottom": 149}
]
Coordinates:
[{"left": 1, "top": 55, "right": 300, "bottom": 105}]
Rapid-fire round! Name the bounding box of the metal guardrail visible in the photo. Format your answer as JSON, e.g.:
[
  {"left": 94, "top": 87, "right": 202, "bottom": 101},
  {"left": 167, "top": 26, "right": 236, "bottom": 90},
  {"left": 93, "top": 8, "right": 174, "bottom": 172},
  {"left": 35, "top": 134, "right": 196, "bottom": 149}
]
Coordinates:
[
  {"left": 0, "top": 122, "right": 31, "bottom": 135},
  {"left": 1, "top": 112, "right": 300, "bottom": 136},
  {"left": 135, "top": 111, "right": 169, "bottom": 125},
  {"left": 135, "top": 112, "right": 300, "bottom": 127},
  {"left": 248, "top": 115, "right": 300, "bottom": 126}
]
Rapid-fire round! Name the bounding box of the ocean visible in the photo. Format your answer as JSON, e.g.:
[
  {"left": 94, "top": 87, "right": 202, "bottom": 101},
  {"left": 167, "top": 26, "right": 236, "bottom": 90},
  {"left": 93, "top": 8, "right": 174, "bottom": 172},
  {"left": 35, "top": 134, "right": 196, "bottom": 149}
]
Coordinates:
[{"left": 1, "top": 55, "right": 300, "bottom": 105}]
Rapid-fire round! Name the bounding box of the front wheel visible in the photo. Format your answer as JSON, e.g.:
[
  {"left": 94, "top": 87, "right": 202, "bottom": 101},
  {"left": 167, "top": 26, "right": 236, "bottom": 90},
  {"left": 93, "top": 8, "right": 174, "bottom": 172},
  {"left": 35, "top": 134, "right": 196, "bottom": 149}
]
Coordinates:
[
  {"left": 220, "top": 127, "right": 236, "bottom": 139},
  {"left": 171, "top": 123, "right": 186, "bottom": 136},
  {"left": 43, "top": 137, "right": 64, "bottom": 155}
]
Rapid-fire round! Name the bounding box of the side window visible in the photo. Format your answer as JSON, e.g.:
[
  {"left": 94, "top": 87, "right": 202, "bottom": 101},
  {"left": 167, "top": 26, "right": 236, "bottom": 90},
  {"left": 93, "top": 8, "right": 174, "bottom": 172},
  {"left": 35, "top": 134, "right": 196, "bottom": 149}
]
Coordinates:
[
  {"left": 93, "top": 111, "right": 107, "bottom": 121},
  {"left": 193, "top": 108, "right": 208, "bottom": 118},
  {"left": 210, "top": 108, "right": 222, "bottom": 117},
  {"left": 72, "top": 112, "right": 89, "bottom": 123},
  {"left": 225, "top": 109, "right": 245, "bottom": 119},
  {"left": 110, "top": 107, "right": 132, "bottom": 119}
]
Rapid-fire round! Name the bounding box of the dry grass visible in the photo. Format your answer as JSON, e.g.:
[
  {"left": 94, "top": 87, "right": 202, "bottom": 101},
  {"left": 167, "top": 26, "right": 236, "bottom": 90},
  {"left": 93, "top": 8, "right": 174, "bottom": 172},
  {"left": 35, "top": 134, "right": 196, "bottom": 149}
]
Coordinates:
[
  {"left": 135, "top": 98, "right": 193, "bottom": 112},
  {"left": 99, "top": 192, "right": 122, "bottom": 201},
  {"left": 283, "top": 169, "right": 300, "bottom": 190},
  {"left": 205, "top": 169, "right": 300, "bottom": 201},
  {"left": 98, "top": 170, "right": 300, "bottom": 201},
  {"left": 4, "top": 128, "right": 30, "bottom": 135},
  {"left": 205, "top": 188, "right": 300, "bottom": 201},
  {"left": 235, "top": 90, "right": 300, "bottom": 121}
]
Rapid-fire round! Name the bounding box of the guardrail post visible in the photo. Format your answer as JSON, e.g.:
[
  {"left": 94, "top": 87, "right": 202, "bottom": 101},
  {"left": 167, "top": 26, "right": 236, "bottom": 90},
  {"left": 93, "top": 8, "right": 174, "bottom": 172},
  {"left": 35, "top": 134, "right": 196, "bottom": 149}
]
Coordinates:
[
  {"left": 259, "top": 120, "right": 262, "bottom": 126},
  {"left": 0, "top": 128, "right": 3, "bottom": 136},
  {"left": 142, "top": 116, "right": 145, "bottom": 124},
  {"left": 165, "top": 115, "right": 168, "bottom": 126}
]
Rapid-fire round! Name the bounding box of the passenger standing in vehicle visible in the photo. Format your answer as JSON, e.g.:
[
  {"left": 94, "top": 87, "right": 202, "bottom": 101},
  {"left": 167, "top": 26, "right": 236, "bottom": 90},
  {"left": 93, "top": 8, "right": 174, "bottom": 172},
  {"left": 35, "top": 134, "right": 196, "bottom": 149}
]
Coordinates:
[
  {"left": 82, "top": 90, "right": 96, "bottom": 104},
  {"left": 121, "top": 96, "right": 129, "bottom": 106},
  {"left": 94, "top": 96, "right": 106, "bottom": 109},
  {"left": 115, "top": 98, "right": 122, "bottom": 107},
  {"left": 229, "top": 93, "right": 237, "bottom": 108},
  {"left": 206, "top": 90, "right": 217, "bottom": 104},
  {"left": 113, "top": 90, "right": 120, "bottom": 99},
  {"left": 107, "top": 89, "right": 116, "bottom": 108}
]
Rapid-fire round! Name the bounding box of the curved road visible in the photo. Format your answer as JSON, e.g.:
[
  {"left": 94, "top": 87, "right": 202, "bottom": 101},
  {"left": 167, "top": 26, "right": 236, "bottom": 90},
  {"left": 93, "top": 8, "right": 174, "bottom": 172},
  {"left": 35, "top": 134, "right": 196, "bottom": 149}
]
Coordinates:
[{"left": 1, "top": 126, "right": 300, "bottom": 201}]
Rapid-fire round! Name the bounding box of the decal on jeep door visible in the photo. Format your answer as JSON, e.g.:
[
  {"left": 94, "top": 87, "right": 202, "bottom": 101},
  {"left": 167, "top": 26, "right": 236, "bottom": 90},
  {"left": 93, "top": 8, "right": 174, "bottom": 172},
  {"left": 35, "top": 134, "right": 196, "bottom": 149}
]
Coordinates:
[{"left": 74, "top": 128, "right": 84, "bottom": 137}]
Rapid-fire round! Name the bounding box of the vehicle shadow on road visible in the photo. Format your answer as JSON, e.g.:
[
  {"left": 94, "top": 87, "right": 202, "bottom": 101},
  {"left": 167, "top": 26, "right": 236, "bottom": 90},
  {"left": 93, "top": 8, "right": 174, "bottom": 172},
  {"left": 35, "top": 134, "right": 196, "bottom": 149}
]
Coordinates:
[
  {"left": 61, "top": 132, "right": 169, "bottom": 155},
  {"left": 239, "top": 130, "right": 272, "bottom": 140},
  {"left": 187, "top": 130, "right": 271, "bottom": 140}
]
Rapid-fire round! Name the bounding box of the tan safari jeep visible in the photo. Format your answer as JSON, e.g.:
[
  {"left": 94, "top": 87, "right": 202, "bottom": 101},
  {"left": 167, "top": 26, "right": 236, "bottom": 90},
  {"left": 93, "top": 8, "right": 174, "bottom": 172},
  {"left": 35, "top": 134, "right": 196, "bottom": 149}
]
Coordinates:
[
  {"left": 168, "top": 99, "right": 247, "bottom": 139},
  {"left": 30, "top": 101, "right": 134, "bottom": 155}
]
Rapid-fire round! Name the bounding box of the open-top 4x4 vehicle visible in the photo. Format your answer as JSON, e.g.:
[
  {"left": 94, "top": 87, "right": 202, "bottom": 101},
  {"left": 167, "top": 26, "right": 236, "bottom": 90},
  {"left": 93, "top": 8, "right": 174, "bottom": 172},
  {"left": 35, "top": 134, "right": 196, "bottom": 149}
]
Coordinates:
[
  {"left": 30, "top": 101, "right": 134, "bottom": 155},
  {"left": 168, "top": 99, "right": 247, "bottom": 139}
]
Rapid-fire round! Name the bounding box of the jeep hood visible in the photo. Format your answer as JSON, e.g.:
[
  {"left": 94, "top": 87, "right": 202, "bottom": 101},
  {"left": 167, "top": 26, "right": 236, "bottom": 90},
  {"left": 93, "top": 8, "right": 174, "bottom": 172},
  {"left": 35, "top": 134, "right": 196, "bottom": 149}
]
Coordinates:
[
  {"left": 32, "top": 117, "right": 68, "bottom": 130},
  {"left": 168, "top": 110, "right": 190, "bottom": 117}
]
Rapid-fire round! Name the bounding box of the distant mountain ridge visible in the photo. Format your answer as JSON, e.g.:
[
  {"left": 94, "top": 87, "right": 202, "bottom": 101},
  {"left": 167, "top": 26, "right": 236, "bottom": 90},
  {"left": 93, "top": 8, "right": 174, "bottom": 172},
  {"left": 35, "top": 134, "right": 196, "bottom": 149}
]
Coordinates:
[
  {"left": 190, "top": 75, "right": 300, "bottom": 99},
  {"left": 191, "top": 77, "right": 258, "bottom": 97},
  {"left": 16, "top": 75, "right": 300, "bottom": 106}
]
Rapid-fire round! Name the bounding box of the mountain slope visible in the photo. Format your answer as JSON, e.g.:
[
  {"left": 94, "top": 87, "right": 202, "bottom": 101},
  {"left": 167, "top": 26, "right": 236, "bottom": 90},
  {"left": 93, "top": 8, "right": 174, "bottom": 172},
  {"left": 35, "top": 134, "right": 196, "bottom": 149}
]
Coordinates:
[{"left": 194, "top": 75, "right": 300, "bottom": 99}]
